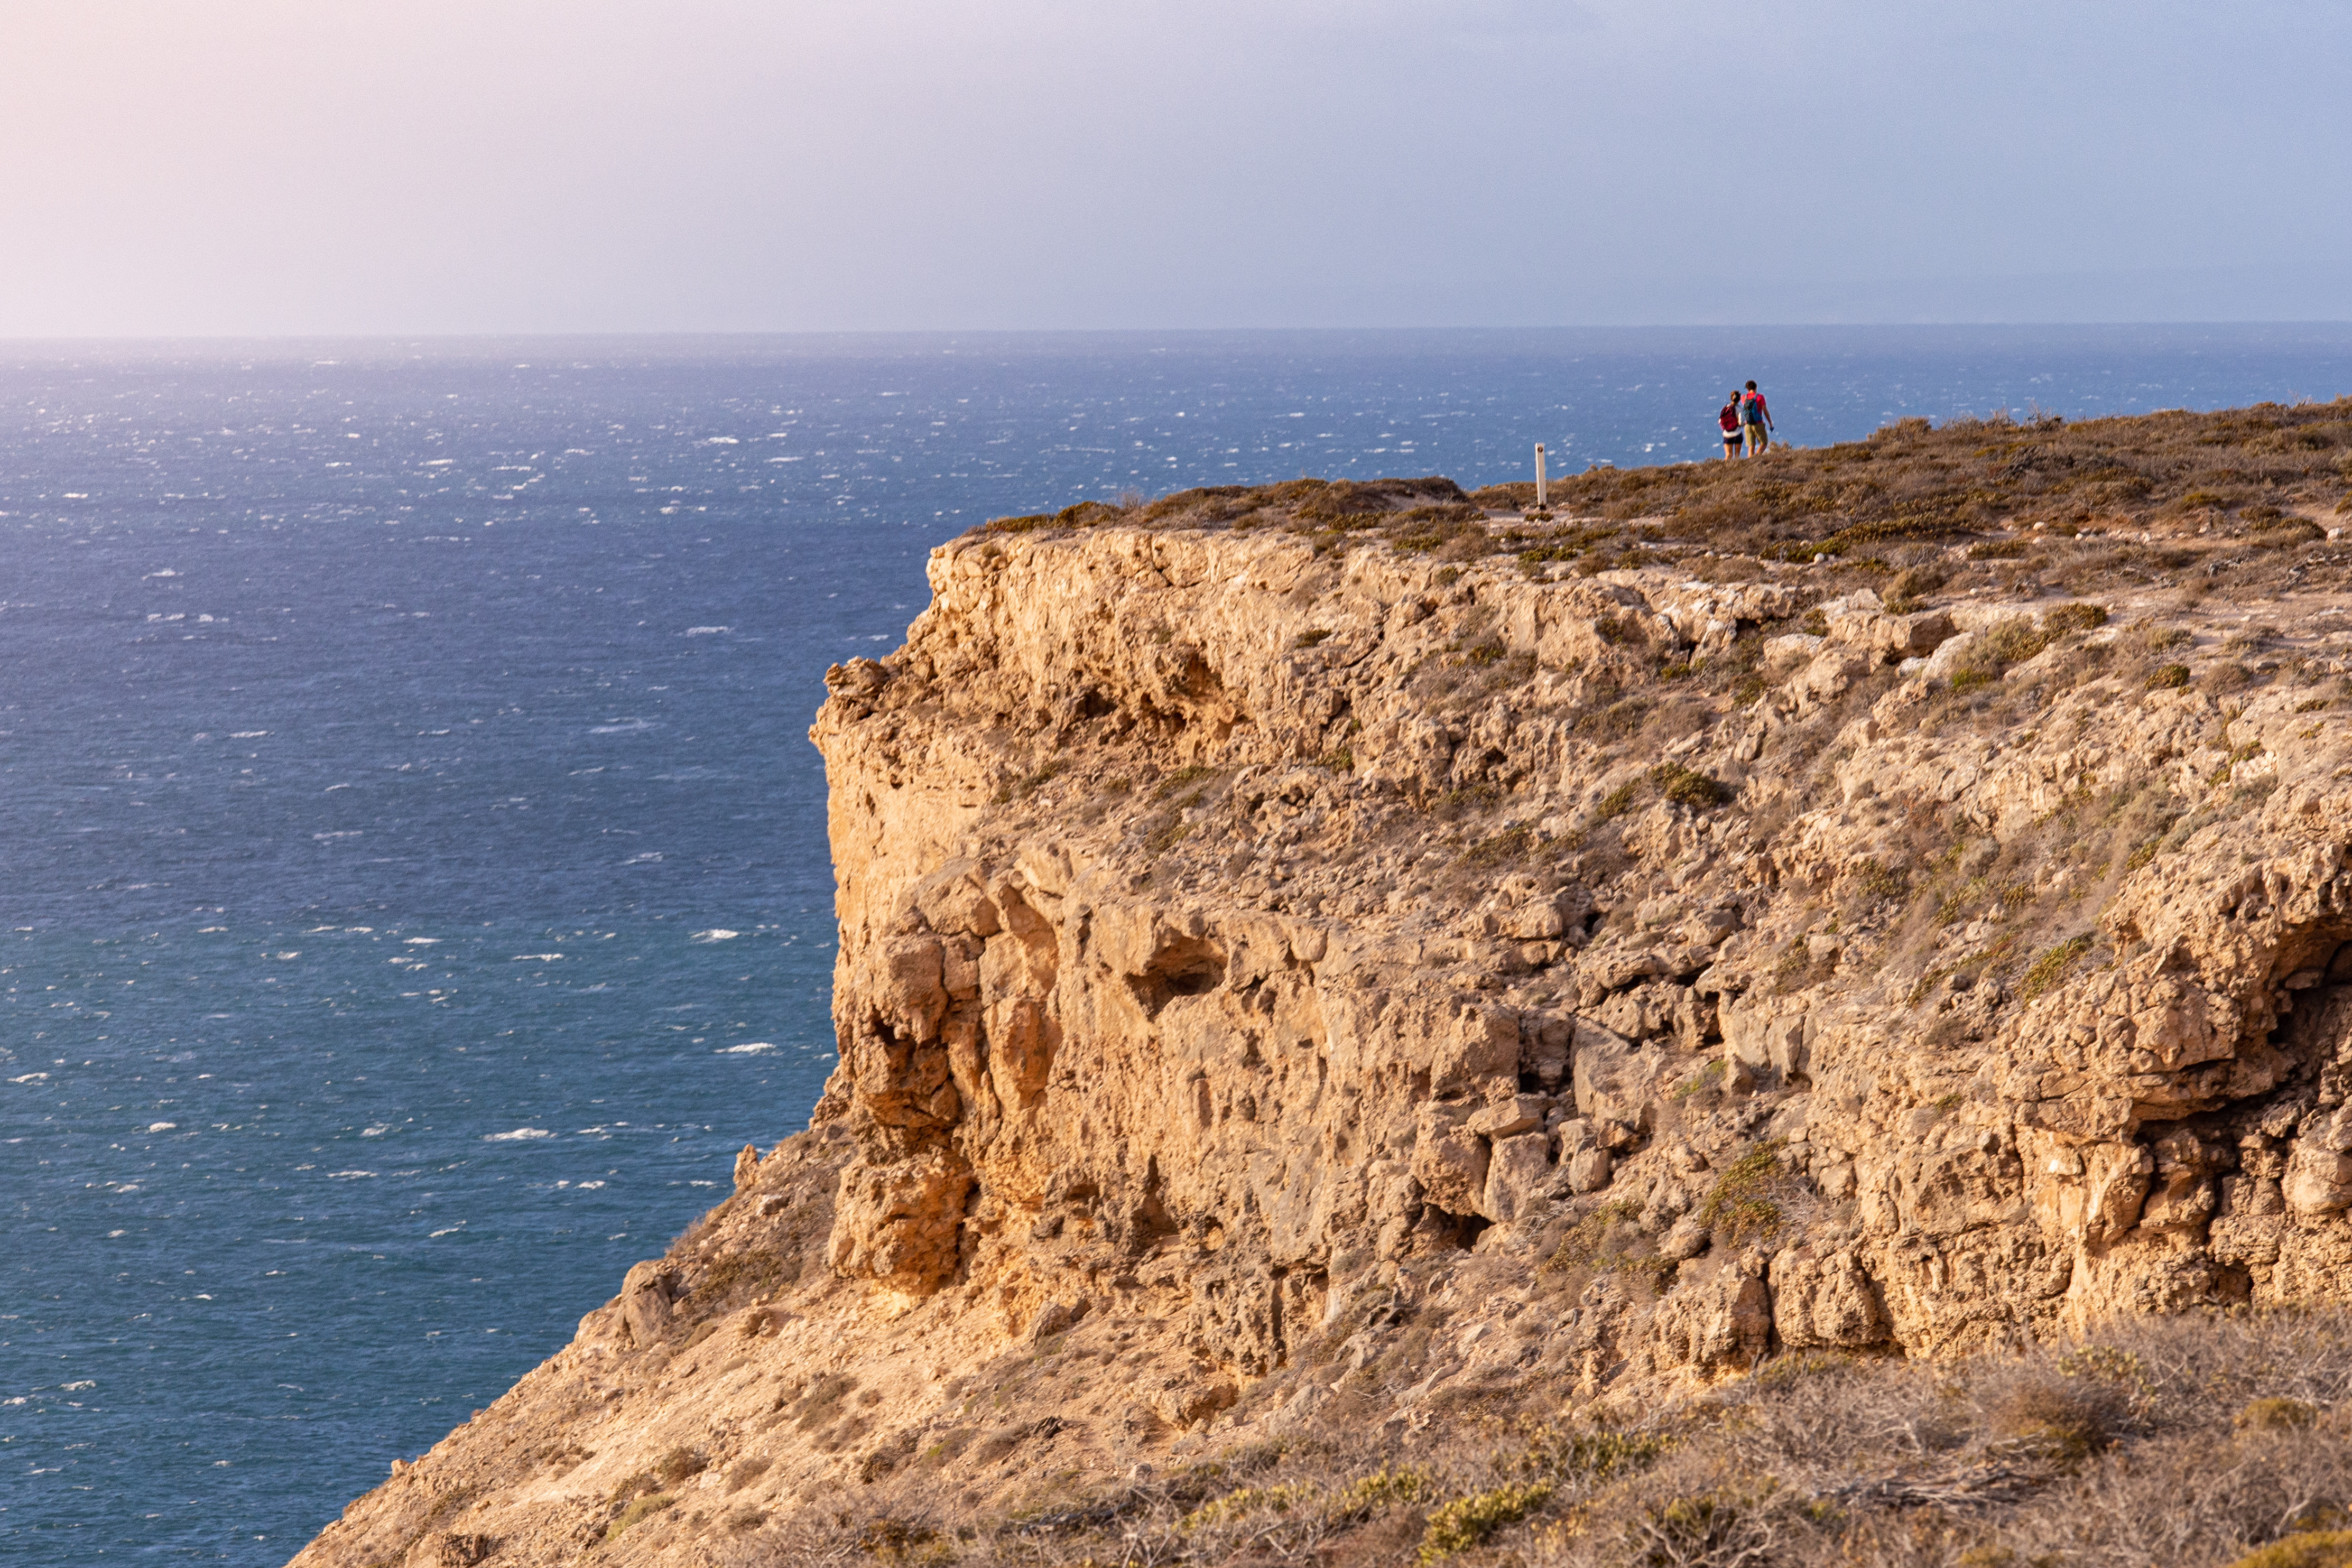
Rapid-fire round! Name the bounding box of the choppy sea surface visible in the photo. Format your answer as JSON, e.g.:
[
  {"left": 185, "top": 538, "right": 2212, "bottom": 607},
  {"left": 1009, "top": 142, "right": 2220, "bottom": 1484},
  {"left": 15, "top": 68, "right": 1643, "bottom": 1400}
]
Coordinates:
[{"left": 2, "top": 326, "right": 2347, "bottom": 1562}]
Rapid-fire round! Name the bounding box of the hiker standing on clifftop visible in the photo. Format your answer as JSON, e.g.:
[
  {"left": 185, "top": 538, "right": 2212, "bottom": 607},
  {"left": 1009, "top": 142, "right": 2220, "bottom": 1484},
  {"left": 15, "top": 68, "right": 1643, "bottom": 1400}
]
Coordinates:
[
  {"left": 1742, "top": 380, "right": 1774, "bottom": 455},
  {"left": 1718, "top": 391, "right": 1745, "bottom": 459}
]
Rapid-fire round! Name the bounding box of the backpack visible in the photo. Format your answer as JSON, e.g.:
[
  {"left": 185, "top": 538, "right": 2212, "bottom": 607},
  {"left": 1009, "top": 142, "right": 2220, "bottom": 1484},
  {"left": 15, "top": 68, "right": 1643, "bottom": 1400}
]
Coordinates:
[{"left": 1742, "top": 392, "right": 1764, "bottom": 423}]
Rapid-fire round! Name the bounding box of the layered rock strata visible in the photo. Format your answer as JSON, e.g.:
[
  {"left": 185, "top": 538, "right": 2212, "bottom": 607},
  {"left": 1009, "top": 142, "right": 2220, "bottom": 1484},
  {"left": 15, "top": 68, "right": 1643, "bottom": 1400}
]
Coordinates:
[{"left": 295, "top": 493, "right": 2352, "bottom": 1567}]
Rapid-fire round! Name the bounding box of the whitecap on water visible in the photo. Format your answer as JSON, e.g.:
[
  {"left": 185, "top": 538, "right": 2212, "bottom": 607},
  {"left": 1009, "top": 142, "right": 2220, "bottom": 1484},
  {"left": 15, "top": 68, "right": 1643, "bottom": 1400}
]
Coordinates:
[
  {"left": 719, "top": 1042, "right": 775, "bottom": 1054},
  {"left": 147, "top": 1122, "right": 176, "bottom": 1132},
  {"left": 360, "top": 1125, "right": 391, "bottom": 1136},
  {"left": 511, "top": 953, "right": 565, "bottom": 961},
  {"left": 589, "top": 718, "right": 653, "bottom": 734},
  {"left": 402, "top": 937, "right": 439, "bottom": 945},
  {"left": 690, "top": 929, "right": 738, "bottom": 942},
  {"left": 326, "top": 1170, "right": 375, "bottom": 1179},
  {"left": 683, "top": 626, "right": 730, "bottom": 635},
  {"left": 484, "top": 1127, "right": 552, "bottom": 1142}
]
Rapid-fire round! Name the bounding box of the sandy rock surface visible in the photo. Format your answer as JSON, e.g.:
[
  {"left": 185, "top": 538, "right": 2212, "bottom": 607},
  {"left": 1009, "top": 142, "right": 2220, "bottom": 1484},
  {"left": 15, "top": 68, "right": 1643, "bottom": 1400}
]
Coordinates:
[{"left": 292, "top": 494, "right": 2352, "bottom": 1566}]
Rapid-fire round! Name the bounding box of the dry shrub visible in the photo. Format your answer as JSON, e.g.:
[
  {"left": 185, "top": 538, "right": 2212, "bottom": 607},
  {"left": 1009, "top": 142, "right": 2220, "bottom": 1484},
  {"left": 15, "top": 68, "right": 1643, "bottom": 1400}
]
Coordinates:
[
  {"left": 888, "top": 1311, "right": 2352, "bottom": 1568},
  {"left": 2227, "top": 1532, "right": 2352, "bottom": 1568},
  {"left": 1978, "top": 1369, "right": 2125, "bottom": 1460},
  {"left": 982, "top": 398, "right": 2352, "bottom": 613}
]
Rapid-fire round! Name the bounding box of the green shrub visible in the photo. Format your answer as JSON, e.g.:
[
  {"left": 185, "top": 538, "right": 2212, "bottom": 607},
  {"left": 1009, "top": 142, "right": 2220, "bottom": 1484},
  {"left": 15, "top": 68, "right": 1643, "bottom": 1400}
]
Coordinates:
[
  {"left": 1181, "top": 1482, "right": 1312, "bottom": 1530},
  {"left": 1849, "top": 857, "right": 1908, "bottom": 899},
  {"left": 2226, "top": 1529, "right": 2352, "bottom": 1567},
  {"left": 2238, "top": 1397, "right": 2320, "bottom": 1432},
  {"left": 655, "top": 1446, "right": 707, "bottom": 1487},
  {"left": 1540, "top": 1201, "right": 1644, "bottom": 1276},
  {"left": 856, "top": 1517, "right": 943, "bottom": 1559},
  {"left": 2019, "top": 934, "right": 2094, "bottom": 1000},
  {"left": 1458, "top": 824, "right": 1532, "bottom": 869},
  {"left": 1674, "top": 1060, "right": 1727, "bottom": 1099},
  {"left": 606, "top": 1493, "right": 674, "bottom": 1542},
  {"left": 2147, "top": 662, "right": 2192, "bottom": 690},
  {"left": 1294, "top": 627, "right": 1334, "bottom": 648},
  {"left": 1697, "top": 1143, "right": 1789, "bottom": 1245},
  {"left": 1152, "top": 764, "right": 1216, "bottom": 801},
  {"left": 1595, "top": 782, "right": 1638, "bottom": 821},
  {"left": 2044, "top": 601, "right": 2109, "bottom": 634},
  {"left": 1650, "top": 761, "right": 1730, "bottom": 808},
  {"left": 1327, "top": 1465, "right": 1436, "bottom": 1520},
  {"left": 1979, "top": 617, "right": 2052, "bottom": 667},
  {"left": 1625, "top": 1489, "right": 1776, "bottom": 1567},
  {"left": 1501, "top": 1422, "right": 1676, "bottom": 1483},
  {"left": 1418, "top": 1481, "right": 1553, "bottom": 1561}
]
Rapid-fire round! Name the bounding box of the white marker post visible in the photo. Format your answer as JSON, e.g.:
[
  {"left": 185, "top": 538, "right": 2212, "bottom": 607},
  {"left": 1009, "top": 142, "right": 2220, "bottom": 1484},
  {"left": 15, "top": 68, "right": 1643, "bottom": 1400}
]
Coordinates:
[{"left": 1534, "top": 443, "right": 1548, "bottom": 511}]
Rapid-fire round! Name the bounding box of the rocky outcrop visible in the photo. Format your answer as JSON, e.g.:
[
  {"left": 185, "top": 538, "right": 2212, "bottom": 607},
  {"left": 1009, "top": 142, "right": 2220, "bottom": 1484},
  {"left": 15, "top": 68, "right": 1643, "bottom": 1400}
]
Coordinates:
[{"left": 292, "top": 491, "right": 2352, "bottom": 1567}]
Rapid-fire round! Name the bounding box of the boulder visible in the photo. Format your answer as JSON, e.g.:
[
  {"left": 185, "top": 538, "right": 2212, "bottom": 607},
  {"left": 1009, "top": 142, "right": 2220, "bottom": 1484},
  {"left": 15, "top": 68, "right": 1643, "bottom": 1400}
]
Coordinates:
[
  {"left": 1483, "top": 1131, "right": 1555, "bottom": 1223},
  {"left": 619, "top": 1262, "right": 674, "bottom": 1347},
  {"left": 1768, "top": 1247, "right": 1891, "bottom": 1349}
]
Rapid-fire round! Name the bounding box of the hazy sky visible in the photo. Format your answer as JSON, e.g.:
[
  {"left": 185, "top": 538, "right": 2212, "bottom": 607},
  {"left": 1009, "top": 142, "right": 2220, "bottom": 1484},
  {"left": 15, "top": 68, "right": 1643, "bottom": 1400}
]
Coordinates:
[{"left": 4, "top": 2, "right": 2346, "bottom": 335}]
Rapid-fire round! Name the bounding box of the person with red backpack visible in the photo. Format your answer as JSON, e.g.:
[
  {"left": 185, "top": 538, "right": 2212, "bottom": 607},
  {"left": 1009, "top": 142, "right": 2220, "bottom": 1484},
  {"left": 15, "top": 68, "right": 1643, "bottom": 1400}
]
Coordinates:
[
  {"left": 1718, "top": 390, "right": 1745, "bottom": 459},
  {"left": 1742, "top": 380, "right": 1774, "bottom": 455}
]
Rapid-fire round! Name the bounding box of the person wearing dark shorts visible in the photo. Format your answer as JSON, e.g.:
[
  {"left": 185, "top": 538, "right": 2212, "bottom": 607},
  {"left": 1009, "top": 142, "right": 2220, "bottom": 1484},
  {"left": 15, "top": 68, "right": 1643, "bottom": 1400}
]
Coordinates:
[
  {"left": 1742, "top": 379, "right": 1773, "bottom": 454},
  {"left": 1719, "top": 392, "right": 1744, "bottom": 458}
]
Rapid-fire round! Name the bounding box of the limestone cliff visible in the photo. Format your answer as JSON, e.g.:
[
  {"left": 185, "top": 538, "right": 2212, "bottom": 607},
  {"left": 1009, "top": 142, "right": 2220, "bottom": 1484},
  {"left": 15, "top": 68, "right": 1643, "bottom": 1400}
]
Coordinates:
[{"left": 293, "top": 409, "right": 2352, "bottom": 1568}]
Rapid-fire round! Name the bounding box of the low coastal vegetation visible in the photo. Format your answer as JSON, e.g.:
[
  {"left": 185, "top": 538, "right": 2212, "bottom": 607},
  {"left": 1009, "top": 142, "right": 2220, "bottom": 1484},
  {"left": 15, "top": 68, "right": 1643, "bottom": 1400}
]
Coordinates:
[
  {"left": 980, "top": 398, "right": 2352, "bottom": 606},
  {"left": 770, "top": 1309, "right": 2352, "bottom": 1567},
  {"left": 303, "top": 398, "right": 2352, "bottom": 1568}
]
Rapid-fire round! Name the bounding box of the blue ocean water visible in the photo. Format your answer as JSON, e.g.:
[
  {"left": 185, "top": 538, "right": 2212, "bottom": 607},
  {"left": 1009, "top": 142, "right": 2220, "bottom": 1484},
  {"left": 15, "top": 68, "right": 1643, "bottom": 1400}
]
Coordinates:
[{"left": 1, "top": 326, "right": 2347, "bottom": 1563}]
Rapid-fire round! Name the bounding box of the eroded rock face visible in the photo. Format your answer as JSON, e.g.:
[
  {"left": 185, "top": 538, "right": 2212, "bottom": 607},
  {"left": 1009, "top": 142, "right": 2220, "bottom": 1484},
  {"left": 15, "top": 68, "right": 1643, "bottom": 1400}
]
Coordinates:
[
  {"left": 804, "top": 525, "right": 2352, "bottom": 1370},
  {"left": 294, "top": 514, "right": 2352, "bottom": 1567}
]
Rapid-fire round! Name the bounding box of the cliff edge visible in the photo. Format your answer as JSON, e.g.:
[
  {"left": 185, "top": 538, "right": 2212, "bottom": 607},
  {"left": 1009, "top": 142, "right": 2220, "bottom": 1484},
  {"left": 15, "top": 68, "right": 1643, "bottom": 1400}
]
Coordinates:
[{"left": 293, "top": 403, "right": 2352, "bottom": 1567}]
